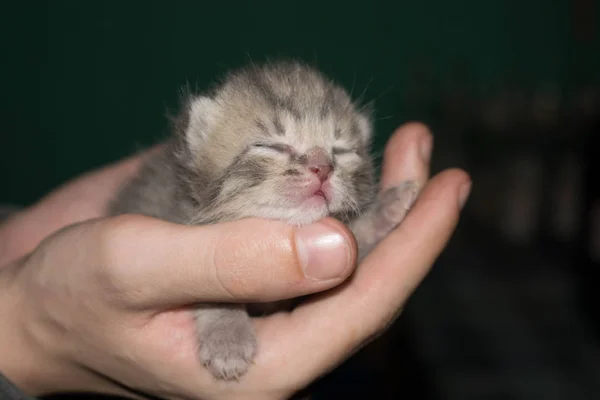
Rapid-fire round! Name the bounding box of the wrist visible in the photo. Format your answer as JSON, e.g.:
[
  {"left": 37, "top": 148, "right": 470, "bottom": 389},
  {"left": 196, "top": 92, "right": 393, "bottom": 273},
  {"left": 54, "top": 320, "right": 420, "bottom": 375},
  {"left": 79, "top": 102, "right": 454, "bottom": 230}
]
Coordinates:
[{"left": 0, "top": 256, "right": 123, "bottom": 398}]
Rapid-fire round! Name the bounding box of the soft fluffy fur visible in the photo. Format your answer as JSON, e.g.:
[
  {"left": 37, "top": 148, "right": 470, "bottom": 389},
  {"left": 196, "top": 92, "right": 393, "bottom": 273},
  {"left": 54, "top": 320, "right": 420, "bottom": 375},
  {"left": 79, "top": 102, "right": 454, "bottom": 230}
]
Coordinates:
[{"left": 109, "top": 60, "right": 418, "bottom": 381}]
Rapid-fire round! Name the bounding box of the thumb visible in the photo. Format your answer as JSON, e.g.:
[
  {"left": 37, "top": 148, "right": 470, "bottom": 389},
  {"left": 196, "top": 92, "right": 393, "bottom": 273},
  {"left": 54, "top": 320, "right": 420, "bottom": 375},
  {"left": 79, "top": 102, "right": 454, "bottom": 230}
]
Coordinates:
[{"left": 87, "top": 215, "right": 357, "bottom": 309}]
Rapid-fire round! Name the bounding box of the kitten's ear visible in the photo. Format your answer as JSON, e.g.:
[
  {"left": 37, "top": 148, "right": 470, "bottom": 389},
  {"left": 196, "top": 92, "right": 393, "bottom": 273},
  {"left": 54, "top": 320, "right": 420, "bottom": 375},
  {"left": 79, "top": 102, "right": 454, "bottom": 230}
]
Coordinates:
[{"left": 180, "top": 95, "right": 221, "bottom": 153}]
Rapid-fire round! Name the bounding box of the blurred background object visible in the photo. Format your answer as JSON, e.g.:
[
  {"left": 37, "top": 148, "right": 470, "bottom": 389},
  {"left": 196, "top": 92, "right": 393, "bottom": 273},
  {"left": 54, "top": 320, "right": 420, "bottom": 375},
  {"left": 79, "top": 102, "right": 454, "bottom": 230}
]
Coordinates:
[{"left": 1, "top": 1, "right": 598, "bottom": 399}]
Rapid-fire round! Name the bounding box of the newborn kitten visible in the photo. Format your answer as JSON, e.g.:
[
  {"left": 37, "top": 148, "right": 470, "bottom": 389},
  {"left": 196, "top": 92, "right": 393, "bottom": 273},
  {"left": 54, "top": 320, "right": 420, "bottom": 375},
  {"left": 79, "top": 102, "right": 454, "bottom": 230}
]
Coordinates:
[{"left": 108, "top": 60, "right": 419, "bottom": 381}]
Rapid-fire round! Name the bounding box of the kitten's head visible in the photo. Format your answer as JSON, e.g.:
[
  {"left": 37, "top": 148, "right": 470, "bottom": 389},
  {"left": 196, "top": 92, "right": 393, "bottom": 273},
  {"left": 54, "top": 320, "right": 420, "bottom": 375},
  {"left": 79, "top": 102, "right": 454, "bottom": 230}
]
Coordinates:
[{"left": 174, "top": 60, "right": 376, "bottom": 226}]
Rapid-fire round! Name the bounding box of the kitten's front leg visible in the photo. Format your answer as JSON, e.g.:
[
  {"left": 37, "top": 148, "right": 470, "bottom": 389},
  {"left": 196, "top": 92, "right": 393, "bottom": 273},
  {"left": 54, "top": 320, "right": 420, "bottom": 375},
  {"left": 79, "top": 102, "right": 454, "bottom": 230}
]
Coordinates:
[
  {"left": 195, "top": 304, "right": 257, "bottom": 381},
  {"left": 350, "top": 181, "right": 420, "bottom": 262}
]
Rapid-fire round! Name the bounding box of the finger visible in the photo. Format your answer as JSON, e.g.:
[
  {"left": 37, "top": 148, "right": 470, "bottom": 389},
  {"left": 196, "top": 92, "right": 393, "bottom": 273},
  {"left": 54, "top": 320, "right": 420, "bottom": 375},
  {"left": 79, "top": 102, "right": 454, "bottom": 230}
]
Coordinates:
[
  {"left": 354, "top": 169, "right": 470, "bottom": 310},
  {"left": 255, "top": 169, "right": 470, "bottom": 388},
  {"left": 88, "top": 215, "right": 357, "bottom": 308},
  {"left": 380, "top": 122, "right": 433, "bottom": 191}
]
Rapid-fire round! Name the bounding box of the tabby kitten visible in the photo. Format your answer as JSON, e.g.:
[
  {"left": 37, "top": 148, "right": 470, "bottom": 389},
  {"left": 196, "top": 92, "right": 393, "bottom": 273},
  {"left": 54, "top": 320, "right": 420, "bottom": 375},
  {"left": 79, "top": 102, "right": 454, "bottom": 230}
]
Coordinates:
[{"left": 109, "top": 60, "right": 418, "bottom": 380}]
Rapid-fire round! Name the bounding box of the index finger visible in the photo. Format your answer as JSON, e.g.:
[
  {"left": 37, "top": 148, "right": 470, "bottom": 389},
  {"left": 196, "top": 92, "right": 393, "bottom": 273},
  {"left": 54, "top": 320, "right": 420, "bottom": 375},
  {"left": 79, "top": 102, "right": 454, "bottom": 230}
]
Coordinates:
[{"left": 380, "top": 122, "right": 432, "bottom": 190}]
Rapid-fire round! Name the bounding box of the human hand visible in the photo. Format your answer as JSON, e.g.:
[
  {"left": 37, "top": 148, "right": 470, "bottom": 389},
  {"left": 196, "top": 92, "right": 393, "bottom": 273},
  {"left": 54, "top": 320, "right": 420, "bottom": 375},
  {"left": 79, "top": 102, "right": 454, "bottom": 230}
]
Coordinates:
[
  {"left": 0, "top": 122, "right": 470, "bottom": 399},
  {"left": 0, "top": 146, "right": 160, "bottom": 267}
]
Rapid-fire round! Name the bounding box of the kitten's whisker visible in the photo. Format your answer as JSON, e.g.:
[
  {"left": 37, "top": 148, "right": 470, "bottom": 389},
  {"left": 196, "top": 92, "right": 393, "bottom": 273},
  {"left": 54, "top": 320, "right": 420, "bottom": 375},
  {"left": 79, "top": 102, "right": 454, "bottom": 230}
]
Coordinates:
[
  {"left": 245, "top": 52, "right": 256, "bottom": 70},
  {"left": 357, "top": 77, "right": 374, "bottom": 104},
  {"left": 349, "top": 70, "right": 357, "bottom": 99},
  {"left": 369, "top": 84, "right": 394, "bottom": 106}
]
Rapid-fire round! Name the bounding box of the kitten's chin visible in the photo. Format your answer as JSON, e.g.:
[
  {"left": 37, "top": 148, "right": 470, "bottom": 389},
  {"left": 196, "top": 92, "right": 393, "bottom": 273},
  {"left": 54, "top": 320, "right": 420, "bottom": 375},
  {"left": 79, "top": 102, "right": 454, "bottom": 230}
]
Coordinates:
[
  {"left": 255, "top": 201, "right": 330, "bottom": 227},
  {"left": 285, "top": 209, "right": 330, "bottom": 227},
  {"left": 285, "top": 194, "right": 332, "bottom": 226}
]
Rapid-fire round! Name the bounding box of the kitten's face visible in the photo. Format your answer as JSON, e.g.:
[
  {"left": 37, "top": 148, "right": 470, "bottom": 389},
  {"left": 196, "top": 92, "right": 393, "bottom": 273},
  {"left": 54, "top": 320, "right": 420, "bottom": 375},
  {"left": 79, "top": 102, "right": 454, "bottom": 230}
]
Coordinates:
[{"left": 178, "top": 62, "right": 376, "bottom": 226}]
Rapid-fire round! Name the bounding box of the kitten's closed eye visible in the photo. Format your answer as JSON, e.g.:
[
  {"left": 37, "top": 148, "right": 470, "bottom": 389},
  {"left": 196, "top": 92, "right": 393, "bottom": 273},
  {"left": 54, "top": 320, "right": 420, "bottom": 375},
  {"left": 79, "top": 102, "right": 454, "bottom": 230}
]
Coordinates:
[
  {"left": 253, "top": 142, "right": 295, "bottom": 155},
  {"left": 332, "top": 147, "right": 356, "bottom": 155}
]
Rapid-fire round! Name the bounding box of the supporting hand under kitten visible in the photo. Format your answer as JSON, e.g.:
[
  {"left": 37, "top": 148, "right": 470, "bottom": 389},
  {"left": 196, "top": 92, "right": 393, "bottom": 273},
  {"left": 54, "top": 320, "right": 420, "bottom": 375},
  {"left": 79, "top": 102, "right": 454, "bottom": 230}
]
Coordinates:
[{"left": 197, "top": 180, "right": 420, "bottom": 381}]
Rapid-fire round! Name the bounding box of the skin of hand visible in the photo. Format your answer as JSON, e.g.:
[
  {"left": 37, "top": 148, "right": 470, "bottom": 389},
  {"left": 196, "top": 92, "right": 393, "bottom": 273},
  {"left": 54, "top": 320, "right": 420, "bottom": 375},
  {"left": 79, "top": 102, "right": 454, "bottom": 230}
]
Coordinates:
[{"left": 0, "top": 122, "right": 470, "bottom": 400}]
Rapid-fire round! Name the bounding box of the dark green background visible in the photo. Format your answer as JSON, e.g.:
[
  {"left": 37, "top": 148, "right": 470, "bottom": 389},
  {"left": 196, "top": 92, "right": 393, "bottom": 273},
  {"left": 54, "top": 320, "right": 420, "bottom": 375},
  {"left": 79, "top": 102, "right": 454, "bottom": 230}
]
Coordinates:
[{"left": 0, "top": 0, "right": 595, "bottom": 205}]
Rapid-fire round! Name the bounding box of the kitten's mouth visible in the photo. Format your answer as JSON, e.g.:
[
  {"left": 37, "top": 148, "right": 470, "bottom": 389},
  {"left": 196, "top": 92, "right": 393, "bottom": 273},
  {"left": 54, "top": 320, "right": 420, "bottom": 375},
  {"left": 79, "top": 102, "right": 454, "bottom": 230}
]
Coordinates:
[
  {"left": 301, "top": 189, "right": 329, "bottom": 209},
  {"left": 313, "top": 189, "right": 326, "bottom": 199},
  {"left": 311, "top": 189, "right": 331, "bottom": 206}
]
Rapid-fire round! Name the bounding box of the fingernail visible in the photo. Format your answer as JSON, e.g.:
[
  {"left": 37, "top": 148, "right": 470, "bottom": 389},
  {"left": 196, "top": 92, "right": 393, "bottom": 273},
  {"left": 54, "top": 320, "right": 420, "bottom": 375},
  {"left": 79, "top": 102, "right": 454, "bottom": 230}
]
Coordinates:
[
  {"left": 296, "top": 223, "right": 351, "bottom": 281},
  {"left": 459, "top": 181, "right": 472, "bottom": 209},
  {"left": 420, "top": 134, "right": 433, "bottom": 163}
]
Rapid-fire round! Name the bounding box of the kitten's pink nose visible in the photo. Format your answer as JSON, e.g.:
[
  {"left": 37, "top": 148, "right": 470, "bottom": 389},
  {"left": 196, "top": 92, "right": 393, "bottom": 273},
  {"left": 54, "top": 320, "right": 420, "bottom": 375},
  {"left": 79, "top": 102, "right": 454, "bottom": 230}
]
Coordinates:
[
  {"left": 309, "top": 164, "right": 331, "bottom": 182},
  {"left": 306, "top": 147, "right": 333, "bottom": 182}
]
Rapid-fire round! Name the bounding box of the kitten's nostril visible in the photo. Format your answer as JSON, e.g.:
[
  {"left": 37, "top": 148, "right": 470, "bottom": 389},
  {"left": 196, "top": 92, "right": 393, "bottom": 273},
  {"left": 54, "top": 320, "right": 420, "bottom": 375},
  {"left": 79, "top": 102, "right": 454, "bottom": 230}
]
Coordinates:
[{"left": 309, "top": 164, "right": 332, "bottom": 182}]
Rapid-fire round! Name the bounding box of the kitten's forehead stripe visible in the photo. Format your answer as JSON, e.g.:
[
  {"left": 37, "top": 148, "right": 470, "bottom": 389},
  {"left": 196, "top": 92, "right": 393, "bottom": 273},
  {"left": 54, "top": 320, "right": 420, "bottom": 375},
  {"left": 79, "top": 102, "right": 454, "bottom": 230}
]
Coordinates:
[
  {"left": 247, "top": 70, "right": 303, "bottom": 121},
  {"left": 255, "top": 118, "right": 268, "bottom": 133},
  {"left": 272, "top": 116, "right": 285, "bottom": 135},
  {"left": 280, "top": 100, "right": 302, "bottom": 121},
  {"left": 334, "top": 127, "right": 342, "bottom": 139}
]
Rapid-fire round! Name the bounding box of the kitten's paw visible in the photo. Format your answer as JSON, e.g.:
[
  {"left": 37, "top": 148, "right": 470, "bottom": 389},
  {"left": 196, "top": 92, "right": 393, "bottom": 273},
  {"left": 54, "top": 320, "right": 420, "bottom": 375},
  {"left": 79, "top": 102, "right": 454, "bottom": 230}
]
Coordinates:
[
  {"left": 375, "top": 181, "right": 420, "bottom": 232},
  {"left": 198, "top": 319, "right": 257, "bottom": 381}
]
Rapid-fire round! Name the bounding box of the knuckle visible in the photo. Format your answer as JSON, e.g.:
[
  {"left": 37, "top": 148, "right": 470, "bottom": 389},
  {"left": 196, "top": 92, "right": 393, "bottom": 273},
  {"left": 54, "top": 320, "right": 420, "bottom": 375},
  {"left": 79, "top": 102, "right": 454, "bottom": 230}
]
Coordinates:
[
  {"left": 93, "top": 214, "right": 149, "bottom": 296},
  {"left": 96, "top": 214, "right": 149, "bottom": 256}
]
